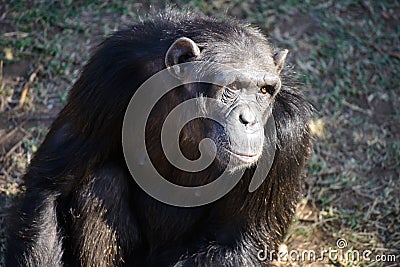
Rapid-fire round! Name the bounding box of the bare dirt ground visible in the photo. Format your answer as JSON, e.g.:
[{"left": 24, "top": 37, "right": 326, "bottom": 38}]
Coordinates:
[{"left": 1, "top": 1, "right": 399, "bottom": 266}]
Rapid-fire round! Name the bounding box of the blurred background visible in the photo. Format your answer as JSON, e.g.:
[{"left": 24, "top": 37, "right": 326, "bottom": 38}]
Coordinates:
[{"left": 0, "top": 1, "right": 399, "bottom": 266}]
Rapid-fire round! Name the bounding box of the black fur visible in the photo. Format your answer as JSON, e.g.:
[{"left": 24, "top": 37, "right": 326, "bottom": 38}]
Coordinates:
[{"left": 6, "top": 10, "right": 312, "bottom": 267}]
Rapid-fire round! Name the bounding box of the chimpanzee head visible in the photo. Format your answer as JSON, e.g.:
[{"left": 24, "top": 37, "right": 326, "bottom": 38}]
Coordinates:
[{"left": 163, "top": 36, "right": 288, "bottom": 172}]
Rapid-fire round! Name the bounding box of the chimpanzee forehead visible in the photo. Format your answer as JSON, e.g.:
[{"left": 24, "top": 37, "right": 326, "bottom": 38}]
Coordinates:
[
  {"left": 202, "top": 66, "right": 280, "bottom": 88},
  {"left": 195, "top": 49, "right": 278, "bottom": 87},
  {"left": 205, "top": 47, "right": 275, "bottom": 71},
  {"left": 198, "top": 34, "right": 275, "bottom": 71},
  {"left": 242, "top": 71, "right": 280, "bottom": 87}
]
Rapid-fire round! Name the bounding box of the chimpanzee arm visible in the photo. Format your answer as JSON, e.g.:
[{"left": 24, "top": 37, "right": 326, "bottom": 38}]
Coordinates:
[
  {"left": 6, "top": 162, "right": 141, "bottom": 267},
  {"left": 5, "top": 191, "right": 64, "bottom": 267},
  {"left": 64, "top": 162, "right": 141, "bottom": 266}
]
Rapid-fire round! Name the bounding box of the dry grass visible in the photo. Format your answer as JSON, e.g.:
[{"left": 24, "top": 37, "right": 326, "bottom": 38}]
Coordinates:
[{"left": 1, "top": 1, "right": 399, "bottom": 266}]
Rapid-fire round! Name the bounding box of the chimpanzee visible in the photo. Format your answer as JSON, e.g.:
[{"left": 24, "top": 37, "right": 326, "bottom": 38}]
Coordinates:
[{"left": 6, "top": 10, "right": 312, "bottom": 267}]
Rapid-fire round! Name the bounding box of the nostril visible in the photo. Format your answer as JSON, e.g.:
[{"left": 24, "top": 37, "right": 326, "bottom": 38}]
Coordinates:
[
  {"left": 239, "top": 114, "right": 246, "bottom": 124},
  {"left": 239, "top": 109, "right": 256, "bottom": 125}
]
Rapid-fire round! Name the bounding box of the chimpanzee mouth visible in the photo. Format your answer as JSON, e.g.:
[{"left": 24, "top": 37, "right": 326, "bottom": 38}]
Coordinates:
[{"left": 223, "top": 148, "right": 261, "bottom": 163}]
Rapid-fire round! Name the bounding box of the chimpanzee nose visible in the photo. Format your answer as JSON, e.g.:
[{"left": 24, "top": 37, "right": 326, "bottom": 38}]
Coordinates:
[{"left": 239, "top": 106, "right": 256, "bottom": 125}]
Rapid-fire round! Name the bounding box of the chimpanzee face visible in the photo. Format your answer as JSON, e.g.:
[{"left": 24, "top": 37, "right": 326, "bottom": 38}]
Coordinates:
[
  {"left": 210, "top": 72, "right": 281, "bottom": 169},
  {"left": 165, "top": 37, "right": 287, "bottom": 171}
]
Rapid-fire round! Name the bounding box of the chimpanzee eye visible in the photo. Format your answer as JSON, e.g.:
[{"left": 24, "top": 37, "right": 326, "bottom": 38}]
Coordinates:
[
  {"left": 260, "top": 87, "right": 268, "bottom": 94},
  {"left": 260, "top": 85, "right": 275, "bottom": 95},
  {"left": 227, "top": 82, "right": 239, "bottom": 91}
]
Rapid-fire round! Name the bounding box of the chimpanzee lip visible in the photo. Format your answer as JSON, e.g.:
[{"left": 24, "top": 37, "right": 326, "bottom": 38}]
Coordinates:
[{"left": 223, "top": 147, "right": 260, "bottom": 161}]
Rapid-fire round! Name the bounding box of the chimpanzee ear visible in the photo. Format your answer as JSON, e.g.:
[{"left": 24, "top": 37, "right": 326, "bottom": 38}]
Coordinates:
[
  {"left": 273, "top": 49, "right": 288, "bottom": 75},
  {"left": 165, "top": 37, "right": 200, "bottom": 78}
]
